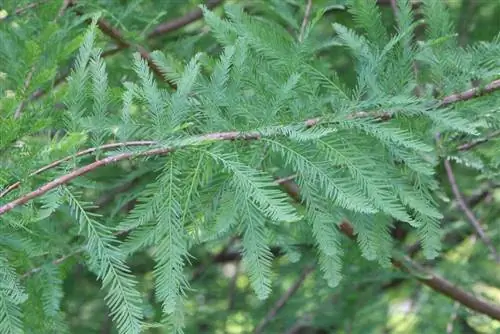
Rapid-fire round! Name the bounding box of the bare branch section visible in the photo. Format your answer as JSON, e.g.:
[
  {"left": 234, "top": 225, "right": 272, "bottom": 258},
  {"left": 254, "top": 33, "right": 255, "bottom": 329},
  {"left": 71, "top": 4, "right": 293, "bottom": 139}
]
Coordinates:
[
  {"left": 0, "top": 141, "right": 156, "bottom": 198},
  {"left": 13, "top": 65, "right": 36, "bottom": 119},
  {"left": 394, "top": 255, "right": 500, "bottom": 320},
  {"left": 457, "top": 129, "right": 500, "bottom": 151},
  {"left": 299, "top": 0, "right": 313, "bottom": 42},
  {"left": 0, "top": 126, "right": 299, "bottom": 216},
  {"left": 254, "top": 265, "right": 314, "bottom": 333},
  {"left": 443, "top": 159, "right": 500, "bottom": 263},
  {"left": 147, "top": 0, "right": 223, "bottom": 39},
  {"left": 91, "top": 17, "right": 177, "bottom": 89},
  {"left": 440, "top": 79, "right": 500, "bottom": 106}
]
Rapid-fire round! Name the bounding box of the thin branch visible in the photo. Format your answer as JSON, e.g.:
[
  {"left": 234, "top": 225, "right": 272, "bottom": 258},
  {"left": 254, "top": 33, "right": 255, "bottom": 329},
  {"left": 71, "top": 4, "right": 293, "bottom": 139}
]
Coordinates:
[
  {"left": 254, "top": 265, "right": 314, "bottom": 333},
  {"left": 30, "top": 1, "right": 217, "bottom": 101},
  {"left": 440, "top": 79, "right": 500, "bottom": 106},
  {"left": 0, "top": 125, "right": 308, "bottom": 216},
  {"left": 406, "top": 184, "right": 495, "bottom": 257},
  {"left": 8, "top": 71, "right": 500, "bottom": 196},
  {"left": 30, "top": 69, "right": 69, "bottom": 100},
  {"left": 0, "top": 147, "right": 168, "bottom": 216},
  {"left": 457, "top": 130, "right": 500, "bottom": 151},
  {"left": 393, "top": 255, "right": 500, "bottom": 320},
  {"left": 377, "top": 0, "right": 421, "bottom": 6},
  {"left": 389, "top": 0, "right": 398, "bottom": 16},
  {"left": 443, "top": 159, "right": 500, "bottom": 263},
  {"left": 0, "top": 141, "right": 156, "bottom": 198},
  {"left": 147, "top": 0, "right": 223, "bottom": 39},
  {"left": 0, "top": 0, "right": 50, "bottom": 21},
  {"left": 58, "top": 0, "right": 74, "bottom": 17},
  {"left": 299, "top": 0, "right": 313, "bottom": 43},
  {"left": 21, "top": 247, "right": 82, "bottom": 279},
  {"left": 90, "top": 17, "right": 176, "bottom": 89},
  {"left": 13, "top": 65, "right": 36, "bottom": 119}
]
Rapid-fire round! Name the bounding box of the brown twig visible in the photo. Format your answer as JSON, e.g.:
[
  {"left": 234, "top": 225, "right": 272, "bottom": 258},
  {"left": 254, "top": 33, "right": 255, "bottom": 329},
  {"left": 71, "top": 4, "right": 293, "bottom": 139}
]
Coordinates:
[
  {"left": 394, "top": 255, "right": 500, "bottom": 320},
  {"left": 0, "top": 141, "right": 156, "bottom": 198},
  {"left": 254, "top": 265, "right": 314, "bottom": 333},
  {"left": 13, "top": 65, "right": 37, "bottom": 119},
  {"left": 58, "top": 0, "right": 74, "bottom": 17},
  {"left": 457, "top": 130, "right": 500, "bottom": 151},
  {"left": 90, "top": 17, "right": 176, "bottom": 89},
  {"left": 21, "top": 247, "right": 82, "bottom": 278},
  {"left": 377, "top": 0, "right": 421, "bottom": 6},
  {"left": 299, "top": 0, "right": 313, "bottom": 43},
  {"left": 0, "top": 124, "right": 314, "bottom": 216},
  {"left": 7, "top": 71, "right": 500, "bottom": 199},
  {"left": 440, "top": 79, "right": 500, "bottom": 106},
  {"left": 30, "top": 1, "right": 217, "bottom": 101},
  {"left": 147, "top": 0, "right": 223, "bottom": 39},
  {"left": 443, "top": 159, "right": 500, "bottom": 263},
  {"left": 0, "top": 0, "right": 50, "bottom": 21},
  {"left": 389, "top": 0, "right": 398, "bottom": 16},
  {"left": 0, "top": 148, "right": 167, "bottom": 216}
]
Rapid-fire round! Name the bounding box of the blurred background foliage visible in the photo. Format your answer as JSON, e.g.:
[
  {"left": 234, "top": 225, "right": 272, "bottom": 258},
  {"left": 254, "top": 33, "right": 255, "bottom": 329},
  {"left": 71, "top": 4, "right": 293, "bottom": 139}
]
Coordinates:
[{"left": 0, "top": 0, "right": 499, "bottom": 333}]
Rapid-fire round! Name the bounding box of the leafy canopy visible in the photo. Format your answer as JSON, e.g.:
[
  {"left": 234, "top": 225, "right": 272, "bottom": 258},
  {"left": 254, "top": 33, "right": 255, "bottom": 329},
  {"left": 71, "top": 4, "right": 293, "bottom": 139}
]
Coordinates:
[{"left": 0, "top": 0, "right": 499, "bottom": 333}]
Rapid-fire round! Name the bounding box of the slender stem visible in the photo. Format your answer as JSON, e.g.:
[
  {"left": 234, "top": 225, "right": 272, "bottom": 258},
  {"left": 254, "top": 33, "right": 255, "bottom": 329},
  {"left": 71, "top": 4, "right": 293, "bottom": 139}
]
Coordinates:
[
  {"left": 394, "top": 255, "right": 500, "bottom": 320},
  {"left": 443, "top": 159, "right": 500, "bottom": 263},
  {"left": 30, "top": 1, "right": 217, "bottom": 101},
  {"left": 254, "top": 265, "right": 314, "bottom": 333},
  {"left": 389, "top": 0, "right": 398, "bottom": 16},
  {"left": 147, "top": 0, "right": 223, "bottom": 39},
  {"left": 0, "top": 0, "right": 50, "bottom": 21},
  {"left": 440, "top": 79, "right": 500, "bottom": 106},
  {"left": 90, "top": 17, "right": 176, "bottom": 88},
  {"left": 0, "top": 125, "right": 313, "bottom": 216},
  {"left": 58, "top": 0, "right": 73, "bottom": 17},
  {"left": 0, "top": 141, "right": 156, "bottom": 198},
  {"left": 457, "top": 130, "right": 500, "bottom": 151},
  {"left": 299, "top": 0, "right": 313, "bottom": 42},
  {"left": 13, "top": 65, "right": 37, "bottom": 119},
  {"left": 21, "top": 247, "right": 83, "bottom": 279}
]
